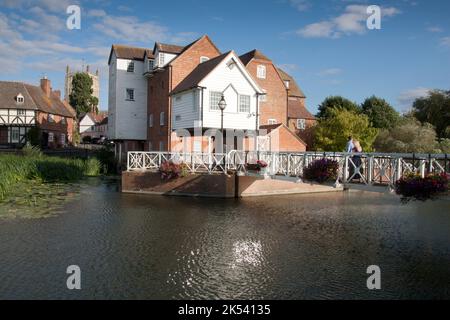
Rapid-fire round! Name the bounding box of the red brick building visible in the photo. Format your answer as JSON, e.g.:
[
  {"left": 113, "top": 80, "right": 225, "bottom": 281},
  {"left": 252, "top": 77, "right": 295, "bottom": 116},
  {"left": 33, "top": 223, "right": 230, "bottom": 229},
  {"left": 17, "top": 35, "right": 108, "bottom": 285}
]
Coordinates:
[
  {"left": 0, "top": 78, "right": 76, "bottom": 148},
  {"left": 108, "top": 35, "right": 316, "bottom": 155}
]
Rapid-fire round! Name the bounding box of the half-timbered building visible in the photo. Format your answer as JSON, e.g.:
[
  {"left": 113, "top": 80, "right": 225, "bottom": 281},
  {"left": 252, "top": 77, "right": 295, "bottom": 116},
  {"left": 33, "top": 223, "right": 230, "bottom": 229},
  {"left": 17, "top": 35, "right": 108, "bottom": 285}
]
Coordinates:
[{"left": 0, "top": 78, "right": 76, "bottom": 148}]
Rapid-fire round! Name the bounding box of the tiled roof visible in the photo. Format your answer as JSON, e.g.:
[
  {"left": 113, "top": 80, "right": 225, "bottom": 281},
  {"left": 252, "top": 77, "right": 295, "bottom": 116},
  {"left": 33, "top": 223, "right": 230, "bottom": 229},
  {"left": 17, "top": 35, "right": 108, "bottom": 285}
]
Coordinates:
[
  {"left": 0, "top": 81, "right": 75, "bottom": 117},
  {"left": 288, "top": 99, "right": 315, "bottom": 120},
  {"left": 155, "top": 42, "right": 185, "bottom": 54},
  {"left": 259, "top": 123, "right": 283, "bottom": 133},
  {"left": 276, "top": 68, "right": 306, "bottom": 98},
  {"left": 109, "top": 45, "right": 152, "bottom": 64},
  {"left": 171, "top": 51, "right": 232, "bottom": 94},
  {"left": 239, "top": 49, "right": 271, "bottom": 66}
]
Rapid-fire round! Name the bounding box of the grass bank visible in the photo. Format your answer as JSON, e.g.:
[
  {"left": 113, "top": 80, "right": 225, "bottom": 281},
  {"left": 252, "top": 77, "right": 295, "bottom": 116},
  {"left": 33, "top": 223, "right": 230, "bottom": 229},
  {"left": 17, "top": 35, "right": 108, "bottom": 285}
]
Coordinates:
[{"left": 0, "top": 147, "right": 101, "bottom": 201}]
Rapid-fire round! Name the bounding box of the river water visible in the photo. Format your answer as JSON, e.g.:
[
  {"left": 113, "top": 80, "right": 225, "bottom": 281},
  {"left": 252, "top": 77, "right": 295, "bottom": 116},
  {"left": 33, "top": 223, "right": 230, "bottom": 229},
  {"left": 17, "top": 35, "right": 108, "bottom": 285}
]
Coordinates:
[{"left": 0, "top": 177, "right": 449, "bottom": 299}]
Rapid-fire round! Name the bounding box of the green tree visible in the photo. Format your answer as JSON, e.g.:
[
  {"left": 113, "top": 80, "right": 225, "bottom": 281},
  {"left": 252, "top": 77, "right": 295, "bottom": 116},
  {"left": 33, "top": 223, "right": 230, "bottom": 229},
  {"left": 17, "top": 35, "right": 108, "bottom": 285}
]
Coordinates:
[
  {"left": 316, "top": 96, "right": 360, "bottom": 119},
  {"left": 374, "top": 117, "right": 442, "bottom": 153},
  {"left": 361, "top": 96, "right": 400, "bottom": 129},
  {"left": 69, "top": 73, "right": 96, "bottom": 117},
  {"left": 314, "top": 108, "right": 378, "bottom": 152},
  {"left": 412, "top": 90, "right": 450, "bottom": 139}
]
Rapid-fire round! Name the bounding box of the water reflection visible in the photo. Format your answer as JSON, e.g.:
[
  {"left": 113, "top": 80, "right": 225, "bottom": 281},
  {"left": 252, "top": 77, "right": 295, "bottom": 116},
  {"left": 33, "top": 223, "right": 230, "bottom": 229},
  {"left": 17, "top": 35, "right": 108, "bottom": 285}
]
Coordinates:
[{"left": 0, "top": 180, "right": 449, "bottom": 299}]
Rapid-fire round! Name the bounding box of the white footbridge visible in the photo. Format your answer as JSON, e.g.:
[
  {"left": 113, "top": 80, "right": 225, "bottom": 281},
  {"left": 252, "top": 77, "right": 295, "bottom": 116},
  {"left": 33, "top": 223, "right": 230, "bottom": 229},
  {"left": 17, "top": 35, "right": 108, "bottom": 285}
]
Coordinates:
[{"left": 127, "top": 151, "right": 450, "bottom": 187}]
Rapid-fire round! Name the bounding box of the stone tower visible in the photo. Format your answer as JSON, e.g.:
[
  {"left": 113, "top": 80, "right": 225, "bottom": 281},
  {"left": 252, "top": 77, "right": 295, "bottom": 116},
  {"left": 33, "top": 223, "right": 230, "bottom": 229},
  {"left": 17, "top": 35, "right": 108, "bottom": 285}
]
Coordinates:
[{"left": 64, "top": 65, "right": 100, "bottom": 112}]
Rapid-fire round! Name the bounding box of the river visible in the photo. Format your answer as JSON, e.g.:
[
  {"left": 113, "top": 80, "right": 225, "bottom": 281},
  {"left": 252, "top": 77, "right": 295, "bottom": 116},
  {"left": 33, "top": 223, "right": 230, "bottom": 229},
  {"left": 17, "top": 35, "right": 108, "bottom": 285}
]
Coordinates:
[{"left": 0, "top": 177, "right": 449, "bottom": 299}]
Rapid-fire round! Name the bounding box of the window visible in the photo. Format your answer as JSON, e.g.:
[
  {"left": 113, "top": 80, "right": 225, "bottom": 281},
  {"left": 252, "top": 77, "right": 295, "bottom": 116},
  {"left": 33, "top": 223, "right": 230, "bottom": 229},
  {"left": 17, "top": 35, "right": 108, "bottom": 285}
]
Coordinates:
[
  {"left": 48, "top": 132, "right": 54, "bottom": 143},
  {"left": 175, "top": 96, "right": 181, "bottom": 101},
  {"left": 268, "top": 119, "right": 277, "bottom": 125},
  {"left": 259, "top": 94, "right": 267, "bottom": 102},
  {"left": 60, "top": 133, "right": 66, "bottom": 145},
  {"left": 47, "top": 114, "right": 54, "bottom": 123},
  {"left": 61, "top": 117, "right": 66, "bottom": 125},
  {"left": 17, "top": 109, "right": 26, "bottom": 116},
  {"left": 148, "top": 114, "right": 153, "bottom": 127},
  {"left": 159, "top": 53, "right": 165, "bottom": 67},
  {"left": 16, "top": 94, "right": 24, "bottom": 104},
  {"left": 285, "top": 80, "right": 290, "bottom": 88},
  {"left": 297, "top": 119, "right": 306, "bottom": 130},
  {"left": 160, "top": 112, "right": 165, "bottom": 126},
  {"left": 11, "top": 127, "right": 20, "bottom": 143},
  {"left": 257, "top": 65, "right": 266, "bottom": 79},
  {"left": 159, "top": 141, "right": 164, "bottom": 151},
  {"left": 239, "top": 95, "right": 250, "bottom": 113},
  {"left": 127, "top": 61, "right": 135, "bottom": 73},
  {"left": 126, "top": 88, "right": 134, "bottom": 101},
  {"left": 200, "top": 56, "right": 209, "bottom": 63},
  {"left": 148, "top": 59, "right": 154, "bottom": 71},
  {"left": 175, "top": 115, "right": 181, "bottom": 121},
  {"left": 209, "top": 91, "right": 222, "bottom": 111}
]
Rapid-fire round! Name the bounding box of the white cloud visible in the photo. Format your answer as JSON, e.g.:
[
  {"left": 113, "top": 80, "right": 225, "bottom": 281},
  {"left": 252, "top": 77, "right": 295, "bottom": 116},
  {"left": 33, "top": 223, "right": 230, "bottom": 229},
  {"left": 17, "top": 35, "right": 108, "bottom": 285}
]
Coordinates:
[
  {"left": 398, "top": 87, "right": 430, "bottom": 109},
  {"left": 440, "top": 37, "right": 450, "bottom": 47},
  {"left": 427, "top": 26, "right": 443, "bottom": 33},
  {"left": 317, "top": 68, "right": 342, "bottom": 76},
  {"left": 297, "top": 5, "right": 400, "bottom": 38},
  {"left": 87, "top": 9, "right": 107, "bottom": 17},
  {"left": 93, "top": 15, "right": 168, "bottom": 43},
  {"left": 278, "top": 64, "right": 299, "bottom": 73},
  {"left": 0, "top": 0, "right": 75, "bottom": 12},
  {"left": 289, "top": 0, "right": 311, "bottom": 12}
]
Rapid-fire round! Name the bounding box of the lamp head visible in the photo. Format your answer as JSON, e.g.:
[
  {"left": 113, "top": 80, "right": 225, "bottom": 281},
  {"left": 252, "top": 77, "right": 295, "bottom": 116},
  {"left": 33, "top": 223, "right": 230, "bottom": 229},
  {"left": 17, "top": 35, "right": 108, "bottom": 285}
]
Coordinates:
[{"left": 218, "top": 94, "right": 227, "bottom": 111}]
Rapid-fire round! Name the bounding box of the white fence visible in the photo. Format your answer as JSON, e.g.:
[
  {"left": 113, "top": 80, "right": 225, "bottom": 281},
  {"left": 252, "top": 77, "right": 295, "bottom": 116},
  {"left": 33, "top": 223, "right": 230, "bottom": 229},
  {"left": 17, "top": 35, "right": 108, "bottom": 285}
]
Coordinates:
[{"left": 128, "top": 151, "right": 450, "bottom": 186}]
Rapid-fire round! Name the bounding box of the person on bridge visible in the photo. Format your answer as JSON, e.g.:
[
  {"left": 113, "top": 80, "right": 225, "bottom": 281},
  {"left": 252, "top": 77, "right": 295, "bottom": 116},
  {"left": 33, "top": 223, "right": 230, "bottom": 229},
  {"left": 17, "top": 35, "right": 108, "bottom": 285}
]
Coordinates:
[{"left": 346, "top": 136, "right": 354, "bottom": 153}]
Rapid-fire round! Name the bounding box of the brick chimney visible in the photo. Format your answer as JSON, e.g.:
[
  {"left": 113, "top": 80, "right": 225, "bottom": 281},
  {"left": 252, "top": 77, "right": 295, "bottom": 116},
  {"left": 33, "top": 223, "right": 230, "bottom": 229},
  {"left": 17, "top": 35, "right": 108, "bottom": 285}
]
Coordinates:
[
  {"left": 40, "top": 77, "right": 51, "bottom": 97},
  {"left": 53, "top": 90, "right": 61, "bottom": 99}
]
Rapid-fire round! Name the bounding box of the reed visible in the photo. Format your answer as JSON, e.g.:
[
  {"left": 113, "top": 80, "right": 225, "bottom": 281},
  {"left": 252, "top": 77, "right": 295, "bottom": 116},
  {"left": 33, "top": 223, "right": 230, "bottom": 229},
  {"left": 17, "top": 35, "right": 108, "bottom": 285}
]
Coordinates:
[{"left": 0, "top": 152, "right": 101, "bottom": 200}]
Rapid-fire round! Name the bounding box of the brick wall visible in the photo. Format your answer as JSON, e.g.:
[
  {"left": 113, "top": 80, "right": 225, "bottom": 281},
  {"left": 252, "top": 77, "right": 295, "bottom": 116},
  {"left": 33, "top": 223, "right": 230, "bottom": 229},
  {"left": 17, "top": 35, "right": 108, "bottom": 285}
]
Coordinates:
[
  {"left": 245, "top": 60, "right": 288, "bottom": 126},
  {"left": 146, "top": 36, "right": 221, "bottom": 151},
  {"left": 288, "top": 118, "right": 316, "bottom": 150},
  {"left": 37, "top": 111, "right": 73, "bottom": 147}
]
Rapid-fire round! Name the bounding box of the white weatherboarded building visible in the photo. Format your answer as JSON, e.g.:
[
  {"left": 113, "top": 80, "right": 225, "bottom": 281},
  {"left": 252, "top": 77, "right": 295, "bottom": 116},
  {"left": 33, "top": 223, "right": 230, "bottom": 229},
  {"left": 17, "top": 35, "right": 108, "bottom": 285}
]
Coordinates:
[{"left": 107, "top": 45, "right": 151, "bottom": 157}]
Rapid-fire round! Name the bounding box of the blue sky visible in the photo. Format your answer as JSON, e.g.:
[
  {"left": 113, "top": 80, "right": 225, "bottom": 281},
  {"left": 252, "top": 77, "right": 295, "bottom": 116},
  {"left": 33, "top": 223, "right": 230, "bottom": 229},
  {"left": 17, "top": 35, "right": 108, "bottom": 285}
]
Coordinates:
[{"left": 0, "top": 0, "right": 449, "bottom": 114}]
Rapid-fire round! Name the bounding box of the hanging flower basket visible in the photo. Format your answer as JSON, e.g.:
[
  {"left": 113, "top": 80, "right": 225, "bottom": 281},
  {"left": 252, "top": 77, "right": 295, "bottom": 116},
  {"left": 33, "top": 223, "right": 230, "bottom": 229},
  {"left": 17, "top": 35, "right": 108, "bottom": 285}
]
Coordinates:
[
  {"left": 245, "top": 160, "right": 268, "bottom": 174},
  {"left": 395, "top": 173, "right": 449, "bottom": 202}
]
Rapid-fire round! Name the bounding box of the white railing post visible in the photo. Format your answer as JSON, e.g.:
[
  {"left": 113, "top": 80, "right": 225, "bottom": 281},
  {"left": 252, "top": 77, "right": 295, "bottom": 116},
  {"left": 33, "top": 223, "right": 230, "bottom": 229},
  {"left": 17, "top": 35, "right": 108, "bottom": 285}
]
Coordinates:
[
  {"left": 343, "top": 155, "right": 349, "bottom": 183},
  {"left": 368, "top": 156, "right": 374, "bottom": 185},
  {"left": 127, "top": 152, "right": 130, "bottom": 171}
]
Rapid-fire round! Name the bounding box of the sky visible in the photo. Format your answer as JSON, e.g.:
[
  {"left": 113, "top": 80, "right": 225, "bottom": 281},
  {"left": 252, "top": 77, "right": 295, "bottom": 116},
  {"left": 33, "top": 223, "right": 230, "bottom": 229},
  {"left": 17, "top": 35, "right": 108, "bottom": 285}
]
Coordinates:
[{"left": 0, "top": 0, "right": 449, "bottom": 114}]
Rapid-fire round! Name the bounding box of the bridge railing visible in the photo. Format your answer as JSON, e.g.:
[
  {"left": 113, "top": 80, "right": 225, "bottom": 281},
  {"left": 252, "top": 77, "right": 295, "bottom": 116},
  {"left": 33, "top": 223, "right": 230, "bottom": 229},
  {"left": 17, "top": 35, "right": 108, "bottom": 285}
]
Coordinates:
[{"left": 128, "top": 151, "right": 449, "bottom": 186}]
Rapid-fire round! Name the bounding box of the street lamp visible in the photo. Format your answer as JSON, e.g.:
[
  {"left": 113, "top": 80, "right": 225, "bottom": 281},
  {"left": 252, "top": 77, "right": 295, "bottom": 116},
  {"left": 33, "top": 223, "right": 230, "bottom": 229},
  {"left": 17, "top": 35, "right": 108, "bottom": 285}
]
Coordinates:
[{"left": 218, "top": 94, "right": 227, "bottom": 153}]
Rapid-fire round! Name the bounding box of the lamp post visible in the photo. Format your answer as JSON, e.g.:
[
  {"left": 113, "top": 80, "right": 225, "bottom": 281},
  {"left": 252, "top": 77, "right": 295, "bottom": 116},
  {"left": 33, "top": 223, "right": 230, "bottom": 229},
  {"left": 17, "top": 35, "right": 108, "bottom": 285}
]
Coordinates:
[{"left": 218, "top": 94, "right": 227, "bottom": 154}]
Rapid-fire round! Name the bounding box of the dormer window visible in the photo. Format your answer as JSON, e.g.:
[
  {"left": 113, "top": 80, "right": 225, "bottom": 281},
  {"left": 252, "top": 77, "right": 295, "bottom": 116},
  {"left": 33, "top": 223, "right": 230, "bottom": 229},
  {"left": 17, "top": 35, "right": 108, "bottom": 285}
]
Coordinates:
[
  {"left": 16, "top": 93, "right": 24, "bottom": 104},
  {"left": 200, "top": 56, "right": 209, "bottom": 63},
  {"left": 159, "top": 53, "right": 165, "bottom": 67},
  {"left": 148, "top": 59, "right": 154, "bottom": 71},
  {"left": 47, "top": 114, "right": 54, "bottom": 123},
  {"left": 127, "top": 61, "right": 135, "bottom": 73}
]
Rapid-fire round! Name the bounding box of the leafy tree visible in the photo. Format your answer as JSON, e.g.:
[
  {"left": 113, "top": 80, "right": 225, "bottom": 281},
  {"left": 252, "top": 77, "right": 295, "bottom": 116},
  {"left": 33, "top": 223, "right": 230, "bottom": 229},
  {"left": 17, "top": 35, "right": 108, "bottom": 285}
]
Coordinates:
[
  {"left": 316, "top": 96, "right": 360, "bottom": 119},
  {"left": 72, "top": 123, "right": 81, "bottom": 146},
  {"left": 412, "top": 90, "right": 450, "bottom": 139},
  {"left": 314, "top": 108, "right": 378, "bottom": 152},
  {"left": 361, "top": 96, "right": 400, "bottom": 129},
  {"left": 69, "top": 73, "right": 97, "bottom": 117},
  {"left": 374, "top": 117, "right": 442, "bottom": 153}
]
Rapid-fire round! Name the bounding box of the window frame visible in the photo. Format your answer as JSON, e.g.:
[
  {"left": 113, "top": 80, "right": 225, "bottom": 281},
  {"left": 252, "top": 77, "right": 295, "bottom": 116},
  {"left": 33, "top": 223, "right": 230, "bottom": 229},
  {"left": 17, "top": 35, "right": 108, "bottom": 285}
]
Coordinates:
[
  {"left": 238, "top": 95, "right": 251, "bottom": 113},
  {"left": 160, "top": 112, "right": 165, "bottom": 126},
  {"left": 127, "top": 61, "right": 135, "bottom": 73},
  {"left": 209, "top": 91, "right": 222, "bottom": 111},
  {"left": 126, "top": 88, "right": 135, "bottom": 101},
  {"left": 297, "top": 118, "right": 306, "bottom": 130},
  {"left": 257, "top": 65, "right": 266, "bottom": 79},
  {"left": 268, "top": 119, "right": 277, "bottom": 125},
  {"left": 17, "top": 109, "right": 26, "bottom": 116},
  {"left": 148, "top": 114, "right": 153, "bottom": 128}
]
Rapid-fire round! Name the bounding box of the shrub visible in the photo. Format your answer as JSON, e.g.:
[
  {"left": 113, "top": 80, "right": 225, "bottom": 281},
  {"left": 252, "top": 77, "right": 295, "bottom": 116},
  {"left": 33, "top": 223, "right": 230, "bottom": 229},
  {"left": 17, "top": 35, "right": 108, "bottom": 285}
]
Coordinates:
[
  {"left": 159, "top": 161, "right": 189, "bottom": 181},
  {"left": 303, "top": 158, "right": 339, "bottom": 183},
  {"left": 395, "top": 173, "right": 449, "bottom": 202},
  {"left": 95, "top": 146, "right": 117, "bottom": 174}
]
